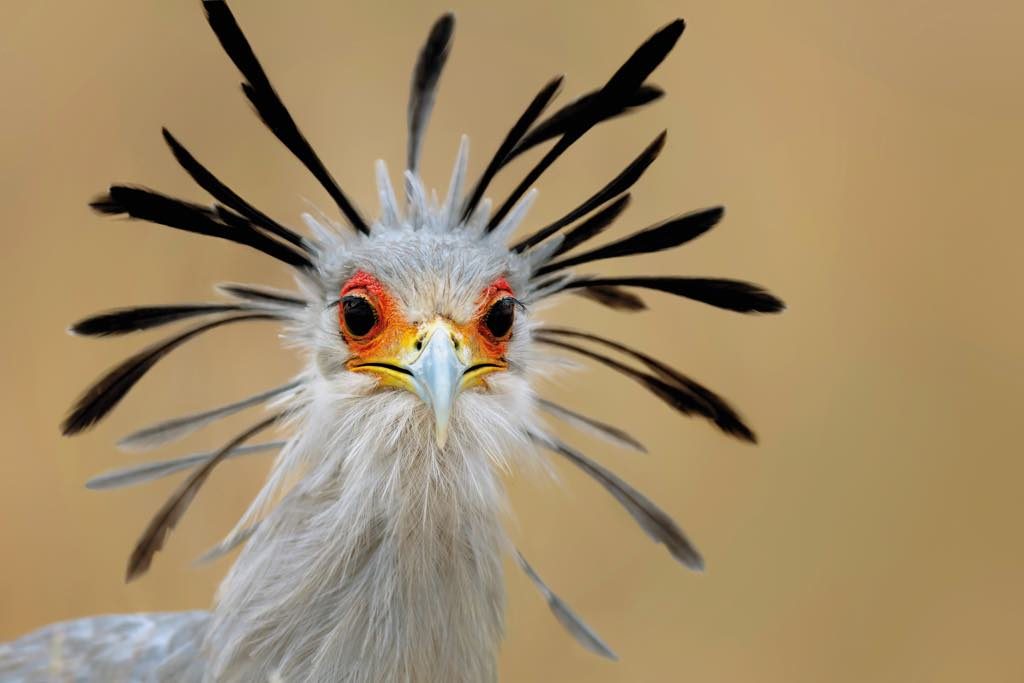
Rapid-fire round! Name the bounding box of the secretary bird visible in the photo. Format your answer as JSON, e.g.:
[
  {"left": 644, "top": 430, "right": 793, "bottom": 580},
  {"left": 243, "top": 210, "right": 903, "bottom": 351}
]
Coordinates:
[{"left": 0, "top": 1, "right": 783, "bottom": 680}]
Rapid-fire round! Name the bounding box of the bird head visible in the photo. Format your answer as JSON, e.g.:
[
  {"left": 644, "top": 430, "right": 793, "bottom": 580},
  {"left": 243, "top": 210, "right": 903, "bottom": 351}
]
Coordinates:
[{"left": 307, "top": 200, "right": 539, "bottom": 452}]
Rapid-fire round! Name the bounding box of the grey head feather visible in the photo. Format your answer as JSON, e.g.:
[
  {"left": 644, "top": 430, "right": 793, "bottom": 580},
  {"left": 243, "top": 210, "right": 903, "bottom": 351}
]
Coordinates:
[
  {"left": 86, "top": 441, "right": 284, "bottom": 490},
  {"left": 537, "top": 398, "right": 646, "bottom": 453},
  {"left": 117, "top": 380, "right": 302, "bottom": 451},
  {"left": 515, "top": 550, "right": 617, "bottom": 660},
  {"left": 533, "top": 432, "right": 704, "bottom": 571}
]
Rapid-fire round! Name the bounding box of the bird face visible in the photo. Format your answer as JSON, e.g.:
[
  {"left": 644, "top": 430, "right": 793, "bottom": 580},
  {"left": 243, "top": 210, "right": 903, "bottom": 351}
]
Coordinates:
[
  {"left": 337, "top": 268, "right": 518, "bottom": 447},
  {"left": 307, "top": 229, "right": 534, "bottom": 451}
]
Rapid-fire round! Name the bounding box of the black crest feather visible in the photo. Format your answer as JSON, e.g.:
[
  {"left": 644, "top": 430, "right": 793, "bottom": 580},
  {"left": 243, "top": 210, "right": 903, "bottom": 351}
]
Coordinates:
[
  {"left": 408, "top": 13, "right": 455, "bottom": 174},
  {"left": 559, "top": 276, "right": 785, "bottom": 314},
  {"left": 70, "top": 304, "right": 246, "bottom": 337},
  {"left": 489, "top": 20, "right": 684, "bottom": 231},
  {"left": 554, "top": 194, "right": 632, "bottom": 257},
  {"left": 536, "top": 206, "right": 723, "bottom": 276},
  {"left": 203, "top": 0, "right": 370, "bottom": 234},
  {"left": 507, "top": 84, "right": 663, "bottom": 162},
  {"left": 513, "top": 132, "right": 665, "bottom": 252},
  {"left": 462, "top": 76, "right": 564, "bottom": 223},
  {"left": 91, "top": 186, "right": 312, "bottom": 269},
  {"left": 539, "top": 327, "right": 756, "bottom": 442},
  {"left": 573, "top": 285, "right": 647, "bottom": 311},
  {"left": 217, "top": 283, "right": 308, "bottom": 307},
  {"left": 535, "top": 334, "right": 754, "bottom": 442},
  {"left": 61, "top": 314, "right": 280, "bottom": 436},
  {"left": 161, "top": 128, "right": 308, "bottom": 250}
]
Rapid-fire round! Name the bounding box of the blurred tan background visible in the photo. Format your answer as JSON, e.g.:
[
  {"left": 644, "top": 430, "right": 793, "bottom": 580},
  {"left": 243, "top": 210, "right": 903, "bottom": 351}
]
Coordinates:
[{"left": 2, "top": 0, "right": 1022, "bottom": 681}]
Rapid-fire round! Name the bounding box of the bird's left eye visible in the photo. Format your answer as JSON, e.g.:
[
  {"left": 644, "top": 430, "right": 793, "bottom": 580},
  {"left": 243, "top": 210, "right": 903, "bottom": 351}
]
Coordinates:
[
  {"left": 341, "top": 295, "right": 378, "bottom": 337},
  {"left": 484, "top": 297, "right": 516, "bottom": 339}
]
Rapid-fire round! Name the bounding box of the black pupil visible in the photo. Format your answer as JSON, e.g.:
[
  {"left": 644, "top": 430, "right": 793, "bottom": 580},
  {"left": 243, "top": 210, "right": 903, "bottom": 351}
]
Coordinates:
[
  {"left": 485, "top": 298, "right": 515, "bottom": 338},
  {"left": 342, "top": 296, "right": 377, "bottom": 336}
]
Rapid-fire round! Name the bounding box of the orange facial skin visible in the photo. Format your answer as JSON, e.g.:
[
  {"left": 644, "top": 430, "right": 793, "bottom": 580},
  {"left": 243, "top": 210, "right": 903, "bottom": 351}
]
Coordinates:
[
  {"left": 339, "top": 271, "right": 516, "bottom": 390},
  {"left": 338, "top": 271, "right": 417, "bottom": 360}
]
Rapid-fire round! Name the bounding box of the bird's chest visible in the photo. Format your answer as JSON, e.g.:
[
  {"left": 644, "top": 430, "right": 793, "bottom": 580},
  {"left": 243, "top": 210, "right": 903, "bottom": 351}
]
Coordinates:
[{"left": 209, "top": 452, "right": 508, "bottom": 683}]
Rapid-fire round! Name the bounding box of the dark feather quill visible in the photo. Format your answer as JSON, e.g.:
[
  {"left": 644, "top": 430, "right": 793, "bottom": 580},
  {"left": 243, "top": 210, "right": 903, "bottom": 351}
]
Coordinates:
[
  {"left": 217, "top": 282, "right": 307, "bottom": 307},
  {"left": 532, "top": 273, "right": 646, "bottom": 311},
  {"left": 61, "top": 314, "right": 281, "bottom": 436},
  {"left": 535, "top": 205, "right": 723, "bottom": 276},
  {"left": 534, "top": 433, "right": 703, "bottom": 571},
  {"left": 69, "top": 304, "right": 245, "bottom": 337},
  {"left": 126, "top": 413, "right": 282, "bottom": 581},
  {"left": 573, "top": 285, "right": 647, "bottom": 311},
  {"left": 552, "top": 193, "right": 631, "bottom": 257},
  {"left": 203, "top": 0, "right": 370, "bottom": 234},
  {"left": 512, "top": 132, "right": 664, "bottom": 252},
  {"left": 161, "top": 128, "right": 308, "bottom": 250},
  {"left": 91, "top": 186, "right": 312, "bottom": 269},
  {"left": 507, "top": 84, "right": 663, "bottom": 162},
  {"left": 539, "top": 327, "right": 756, "bottom": 442},
  {"left": 488, "top": 20, "right": 683, "bottom": 230},
  {"left": 461, "top": 76, "right": 563, "bottom": 222},
  {"left": 408, "top": 13, "right": 455, "bottom": 174},
  {"left": 534, "top": 335, "right": 749, "bottom": 441},
  {"left": 558, "top": 276, "right": 785, "bottom": 313}
]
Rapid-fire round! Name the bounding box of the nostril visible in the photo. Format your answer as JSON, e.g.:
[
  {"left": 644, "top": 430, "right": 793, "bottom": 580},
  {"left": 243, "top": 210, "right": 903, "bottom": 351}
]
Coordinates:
[
  {"left": 450, "top": 334, "right": 460, "bottom": 351},
  {"left": 415, "top": 338, "right": 423, "bottom": 351}
]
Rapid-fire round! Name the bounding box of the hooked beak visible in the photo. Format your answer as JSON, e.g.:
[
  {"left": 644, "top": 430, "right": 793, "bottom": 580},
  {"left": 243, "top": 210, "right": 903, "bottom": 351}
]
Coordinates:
[
  {"left": 408, "top": 325, "right": 465, "bottom": 448},
  {"left": 350, "top": 319, "right": 504, "bottom": 448}
]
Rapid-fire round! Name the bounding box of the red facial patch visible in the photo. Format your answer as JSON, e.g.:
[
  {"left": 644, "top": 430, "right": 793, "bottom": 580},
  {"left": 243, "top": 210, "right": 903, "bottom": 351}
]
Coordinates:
[
  {"left": 474, "top": 277, "right": 517, "bottom": 356},
  {"left": 480, "top": 277, "right": 514, "bottom": 302},
  {"left": 339, "top": 271, "right": 407, "bottom": 353}
]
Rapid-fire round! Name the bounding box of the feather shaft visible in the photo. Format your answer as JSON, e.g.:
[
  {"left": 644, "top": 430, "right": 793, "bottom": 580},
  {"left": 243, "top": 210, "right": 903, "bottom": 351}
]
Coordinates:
[{"left": 126, "top": 413, "right": 282, "bottom": 581}]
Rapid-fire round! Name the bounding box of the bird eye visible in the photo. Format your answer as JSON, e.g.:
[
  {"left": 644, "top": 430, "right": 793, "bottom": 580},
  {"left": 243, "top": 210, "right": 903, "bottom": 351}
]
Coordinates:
[
  {"left": 341, "top": 295, "right": 378, "bottom": 337},
  {"left": 484, "top": 297, "right": 516, "bottom": 339}
]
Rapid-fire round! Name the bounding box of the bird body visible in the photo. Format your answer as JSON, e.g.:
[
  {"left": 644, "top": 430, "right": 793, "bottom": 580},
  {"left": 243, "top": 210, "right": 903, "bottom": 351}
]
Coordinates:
[
  {"left": 1, "top": 1, "right": 783, "bottom": 680},
  {"left": 203, "top": 201, "right": 537, "bottom": 682}
]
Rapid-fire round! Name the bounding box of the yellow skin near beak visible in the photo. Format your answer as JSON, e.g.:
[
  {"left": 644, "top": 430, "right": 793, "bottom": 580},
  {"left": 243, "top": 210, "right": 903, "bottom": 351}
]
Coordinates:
[{"left": 349, "top": 319, "right": 506, "bottom": 447}]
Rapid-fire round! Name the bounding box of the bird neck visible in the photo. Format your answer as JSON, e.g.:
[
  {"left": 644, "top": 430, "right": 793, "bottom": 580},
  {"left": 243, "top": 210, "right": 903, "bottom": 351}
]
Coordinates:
[{"left": 205, "top": 404, "right": 509, "bottom": 683}]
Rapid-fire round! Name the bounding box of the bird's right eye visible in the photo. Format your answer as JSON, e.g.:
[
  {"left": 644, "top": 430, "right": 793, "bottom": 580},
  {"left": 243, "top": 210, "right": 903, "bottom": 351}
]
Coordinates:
[{"left": 341, "top": 295, "right": 378, "bottom": 338}]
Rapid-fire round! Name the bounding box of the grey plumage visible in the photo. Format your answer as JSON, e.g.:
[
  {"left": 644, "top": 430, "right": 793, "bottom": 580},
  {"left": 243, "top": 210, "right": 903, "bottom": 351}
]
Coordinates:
[
  {"left": 86, "top": 441, "right": 284, "bottom": 490},
  {"left": 535, "top": 433, "right": 704, "bottom": 571},
  {"left": 126, "top": 413, "right": 283, "bottom": 582},
  {"left": 538, "top": 398, "right": 647, "bottom": 453},
  {"left": 515, "top": 551, "right": 617, "bottom": 660},
  {"left": 117, "top": 380, "right": 302, "bottom": 451}
]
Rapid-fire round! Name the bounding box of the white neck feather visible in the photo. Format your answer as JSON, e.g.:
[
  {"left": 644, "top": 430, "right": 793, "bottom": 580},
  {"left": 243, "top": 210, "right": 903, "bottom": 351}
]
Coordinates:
[{"left": 204, "top": 375, "right": 534, "bottom": 682}]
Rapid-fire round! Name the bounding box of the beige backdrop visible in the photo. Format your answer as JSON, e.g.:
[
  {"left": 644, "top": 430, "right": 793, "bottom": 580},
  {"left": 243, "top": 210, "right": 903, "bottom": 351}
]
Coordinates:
[{"left": 2, "top": 1, "right": 1022, "bottom": 681}]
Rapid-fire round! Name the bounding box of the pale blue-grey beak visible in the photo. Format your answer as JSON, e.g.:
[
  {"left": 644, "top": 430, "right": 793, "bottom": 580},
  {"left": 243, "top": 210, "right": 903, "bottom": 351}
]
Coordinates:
[{"left": 408, "top": 324, "right": 467, "bottom": 447}]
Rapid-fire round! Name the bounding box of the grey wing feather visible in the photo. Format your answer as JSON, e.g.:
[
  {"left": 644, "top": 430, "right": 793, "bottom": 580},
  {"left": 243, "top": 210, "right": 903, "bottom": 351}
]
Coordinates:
[{"left": 0, "top": 611, "right": 208, "bottom": 682}]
